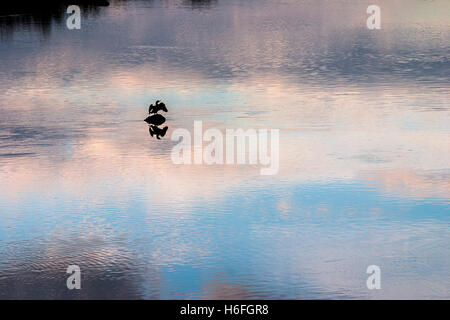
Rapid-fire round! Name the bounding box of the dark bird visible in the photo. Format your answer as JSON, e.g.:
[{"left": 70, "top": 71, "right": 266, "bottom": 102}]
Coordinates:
[
  {"left": 149, "top": 100, "right": 168, "bottom": 114},
  {"left": 149, "top": 125, "right": 168, "bottom": 139},
  {"left": 144, "top": 113, "right": 166, "bottom": 126}
]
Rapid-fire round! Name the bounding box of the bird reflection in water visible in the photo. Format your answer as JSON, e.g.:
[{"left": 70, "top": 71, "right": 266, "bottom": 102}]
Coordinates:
[{"left": 144, "top": 100, "right": 168, "bottom": 139}]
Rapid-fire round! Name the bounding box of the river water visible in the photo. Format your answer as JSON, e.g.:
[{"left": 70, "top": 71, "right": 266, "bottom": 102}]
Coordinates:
[{"left": 0, "top": 0, "right": 449, "bottom": 299}]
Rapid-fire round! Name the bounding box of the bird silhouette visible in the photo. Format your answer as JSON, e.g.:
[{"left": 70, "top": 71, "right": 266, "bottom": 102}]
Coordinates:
[
  {"left": 145, "top": 100, "right": 169, "bottom": 140},
  {"left": 149, "top": 125, "right": 168, "bottom": 139},
  {"left": 149, "top": 100, "right": 168, "bottom": 114}
]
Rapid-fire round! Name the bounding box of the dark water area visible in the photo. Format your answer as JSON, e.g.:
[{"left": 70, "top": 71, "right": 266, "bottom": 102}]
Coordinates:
[
  {"left": 0, "top": 1, "right": 109, "bottom": 38},
  {"left": 0, "top": 0, "right": 449, "bottom": 299}
]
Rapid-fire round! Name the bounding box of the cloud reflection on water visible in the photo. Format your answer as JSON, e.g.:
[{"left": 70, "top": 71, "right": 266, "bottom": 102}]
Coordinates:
[{"left": 0, "top": 0, "right": 448, "bottom": 299}]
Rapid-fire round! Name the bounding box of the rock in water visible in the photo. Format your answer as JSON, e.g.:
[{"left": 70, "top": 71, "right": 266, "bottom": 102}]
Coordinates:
[{"left": 144, "top": 114, "right": 166, "bottom": 126}]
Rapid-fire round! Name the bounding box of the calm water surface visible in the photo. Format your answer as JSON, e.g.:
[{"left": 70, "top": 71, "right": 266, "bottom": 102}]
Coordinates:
[{"left": 0, "top": 0, "right": 449, "bottom": 299}]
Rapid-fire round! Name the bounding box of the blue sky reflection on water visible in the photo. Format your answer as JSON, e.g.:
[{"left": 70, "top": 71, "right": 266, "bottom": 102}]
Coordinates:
[{"left": 0, "top": 0, "right": 449, "bottom": 299}]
